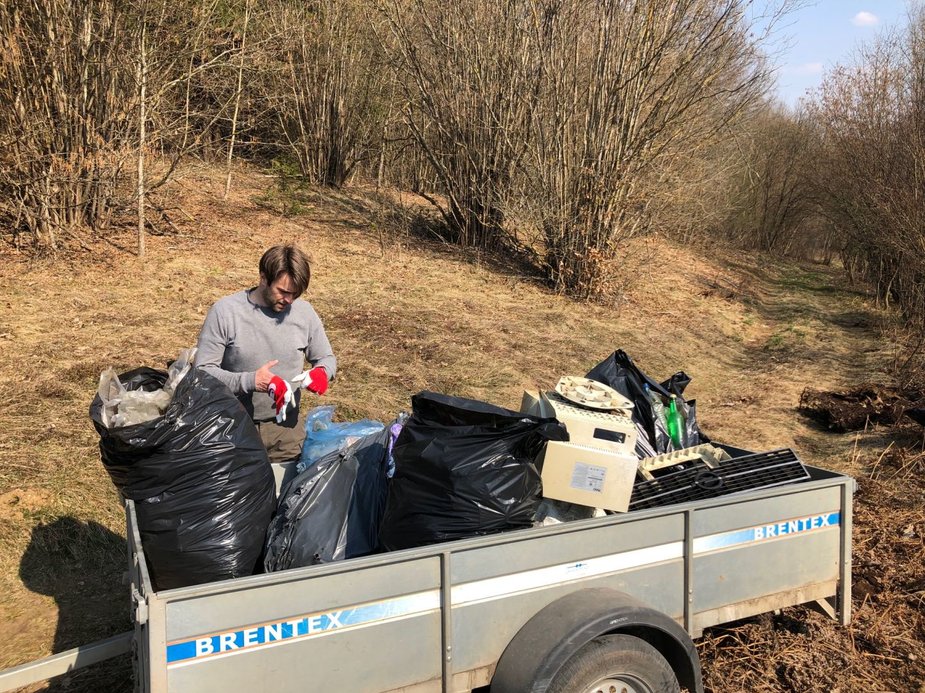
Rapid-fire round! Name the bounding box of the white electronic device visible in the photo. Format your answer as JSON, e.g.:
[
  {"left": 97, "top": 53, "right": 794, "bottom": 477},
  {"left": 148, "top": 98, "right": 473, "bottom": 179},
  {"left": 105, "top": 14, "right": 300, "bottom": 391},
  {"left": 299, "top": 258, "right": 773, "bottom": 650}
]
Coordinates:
[
  {"left": 554, "top": 376, "right": 634, "bottom": 411},
  {"left": 537, "top": 440, "right": 638, "bottom": 512},
  {"left": 521, "top": 390, "right": 637, "bottom": 457}
]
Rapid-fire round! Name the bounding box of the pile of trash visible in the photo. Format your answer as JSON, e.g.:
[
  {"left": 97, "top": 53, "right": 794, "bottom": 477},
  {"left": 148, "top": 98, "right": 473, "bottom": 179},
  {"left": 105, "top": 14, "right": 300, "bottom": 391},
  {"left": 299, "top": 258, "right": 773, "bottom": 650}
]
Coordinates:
[
  {"left": 264, "top": 392, "right": 568, "bottom": 570},
  {"left": 263, "top": 349, "right": 812, "bottom": 572},
  {"left": 91, "top": 348, "right": 813, "bottom": 585}
]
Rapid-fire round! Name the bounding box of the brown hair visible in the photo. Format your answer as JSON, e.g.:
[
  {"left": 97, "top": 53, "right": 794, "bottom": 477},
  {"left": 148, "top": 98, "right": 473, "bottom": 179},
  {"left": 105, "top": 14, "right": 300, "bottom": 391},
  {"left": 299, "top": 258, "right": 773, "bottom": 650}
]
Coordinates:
[{"left": 259, "top": 245, "right": 311, "bottom": 295}]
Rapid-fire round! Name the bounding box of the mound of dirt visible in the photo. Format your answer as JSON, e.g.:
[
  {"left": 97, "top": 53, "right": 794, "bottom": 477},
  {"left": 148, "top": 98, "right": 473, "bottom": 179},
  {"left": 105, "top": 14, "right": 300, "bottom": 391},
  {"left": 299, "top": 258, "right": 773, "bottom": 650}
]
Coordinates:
[{"left": 798, "top": 384, "right": 925, "bottom": 432}]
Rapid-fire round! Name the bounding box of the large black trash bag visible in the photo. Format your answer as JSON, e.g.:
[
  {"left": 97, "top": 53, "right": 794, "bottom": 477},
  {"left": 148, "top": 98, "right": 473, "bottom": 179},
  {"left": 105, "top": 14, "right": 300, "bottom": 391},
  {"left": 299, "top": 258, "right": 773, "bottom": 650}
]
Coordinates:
[
  {"left": 264, "top": 426, "right": 391, "bottom": 571},
  {"left": 378, "top": 392, "right": 568, "bottom": 551},
  {"left": 90, "top": 367, "right": 275, "bottom": 590},
  {"left": 586, "top": 350, "right": 706, "bottom": 457}
]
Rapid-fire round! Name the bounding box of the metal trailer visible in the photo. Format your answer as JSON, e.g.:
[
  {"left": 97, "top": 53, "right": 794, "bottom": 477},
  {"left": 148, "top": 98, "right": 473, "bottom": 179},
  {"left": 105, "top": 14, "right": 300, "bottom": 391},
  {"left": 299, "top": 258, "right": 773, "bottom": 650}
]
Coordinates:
[{"left": 0, "top": 461, "right": 854, "bottom": 693}]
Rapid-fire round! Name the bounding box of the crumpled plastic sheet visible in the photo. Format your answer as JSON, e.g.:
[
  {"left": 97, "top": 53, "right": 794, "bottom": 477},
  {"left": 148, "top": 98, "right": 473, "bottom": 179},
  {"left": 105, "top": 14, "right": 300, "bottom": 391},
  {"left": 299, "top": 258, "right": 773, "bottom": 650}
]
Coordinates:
[
  {"left": 298, "top": 405, "right": 385, "bottom": 473},
  {"left": 96, "top": 348, "right": 195, "bottom": 428}
]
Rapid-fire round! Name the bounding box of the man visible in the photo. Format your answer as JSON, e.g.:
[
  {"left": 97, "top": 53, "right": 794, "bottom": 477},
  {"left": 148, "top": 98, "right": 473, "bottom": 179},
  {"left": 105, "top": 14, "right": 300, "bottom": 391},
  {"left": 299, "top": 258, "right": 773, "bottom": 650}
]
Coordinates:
[{"left": 195, "top": 244, "right": 337, "bottom": 480}]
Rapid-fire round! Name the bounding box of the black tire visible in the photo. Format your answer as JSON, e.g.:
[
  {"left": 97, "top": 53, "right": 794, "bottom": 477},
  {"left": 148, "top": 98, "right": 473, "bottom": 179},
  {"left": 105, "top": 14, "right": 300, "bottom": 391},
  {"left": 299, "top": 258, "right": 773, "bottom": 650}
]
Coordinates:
[{"left": 545, "top": 634, "right": 681, "bottom": 693}]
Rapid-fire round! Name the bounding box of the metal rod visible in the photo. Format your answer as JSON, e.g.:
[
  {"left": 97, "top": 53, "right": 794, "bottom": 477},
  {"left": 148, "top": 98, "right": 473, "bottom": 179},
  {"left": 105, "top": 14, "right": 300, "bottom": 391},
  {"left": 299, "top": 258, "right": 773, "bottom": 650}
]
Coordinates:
[
  {"left": 0, "top": 631, "right": 132, "bottom": 693},
  {"left": 839, "top": 480, "right": 854, "bottom": 626},
  {"left": 684, "top": 508, "right": 694, "bottom": 634},
  {"left": 440, "top": 550, "right": 453, "bottom": 693}
]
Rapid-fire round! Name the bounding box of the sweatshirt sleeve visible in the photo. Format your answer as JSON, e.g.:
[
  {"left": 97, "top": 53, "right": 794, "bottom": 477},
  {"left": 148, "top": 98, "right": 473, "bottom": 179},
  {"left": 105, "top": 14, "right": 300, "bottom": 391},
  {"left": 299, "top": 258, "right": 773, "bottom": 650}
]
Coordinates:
[
  {"left": 194, "top": 303, "right": 257, "bottom": 394},
  {"left": 305, "top": 313, "right": 337, "bottom": 381}
]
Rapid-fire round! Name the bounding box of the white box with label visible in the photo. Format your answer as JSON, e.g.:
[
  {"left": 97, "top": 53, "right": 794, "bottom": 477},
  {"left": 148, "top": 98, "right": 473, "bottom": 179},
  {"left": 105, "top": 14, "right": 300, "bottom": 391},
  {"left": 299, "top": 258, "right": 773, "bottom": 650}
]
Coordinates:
[{"left": 538, "top": 440, "right": 638, "bottom": 512}]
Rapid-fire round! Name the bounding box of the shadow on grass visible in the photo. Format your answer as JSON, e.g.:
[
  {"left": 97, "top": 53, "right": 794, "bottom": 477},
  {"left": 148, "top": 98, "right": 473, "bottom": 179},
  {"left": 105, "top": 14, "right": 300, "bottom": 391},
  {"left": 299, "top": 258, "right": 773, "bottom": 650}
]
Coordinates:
[
  {"left": 250, "top": 176, "right": 550, "bottom": 287},
  {"left": 369, "top": 196, "right": 547, "bottom": 288},
  {"left": 20, "top": 517, "right": 132, "bottom": 692}
]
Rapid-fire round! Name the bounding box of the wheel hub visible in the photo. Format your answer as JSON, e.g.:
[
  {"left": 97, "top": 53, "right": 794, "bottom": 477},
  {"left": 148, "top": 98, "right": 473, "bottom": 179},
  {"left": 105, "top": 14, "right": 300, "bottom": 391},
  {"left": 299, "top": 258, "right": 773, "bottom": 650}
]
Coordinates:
[{"left": 582, "top": 676, "right": 650, "bottom": 693}]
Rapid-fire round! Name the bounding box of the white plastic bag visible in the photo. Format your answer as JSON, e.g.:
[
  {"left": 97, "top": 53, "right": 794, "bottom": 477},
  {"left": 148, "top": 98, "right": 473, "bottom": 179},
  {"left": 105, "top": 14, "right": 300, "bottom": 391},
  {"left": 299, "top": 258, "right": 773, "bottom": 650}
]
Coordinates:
[{"left": 96, "top": 348, "right": 196, "bottom": 428}]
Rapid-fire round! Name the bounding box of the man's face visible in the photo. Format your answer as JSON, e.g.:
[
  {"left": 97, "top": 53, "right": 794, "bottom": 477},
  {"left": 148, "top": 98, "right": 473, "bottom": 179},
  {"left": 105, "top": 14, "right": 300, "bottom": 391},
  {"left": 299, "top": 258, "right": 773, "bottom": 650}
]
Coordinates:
[{"left": 260, "top": 273, "right": 300, "bottom": 313}]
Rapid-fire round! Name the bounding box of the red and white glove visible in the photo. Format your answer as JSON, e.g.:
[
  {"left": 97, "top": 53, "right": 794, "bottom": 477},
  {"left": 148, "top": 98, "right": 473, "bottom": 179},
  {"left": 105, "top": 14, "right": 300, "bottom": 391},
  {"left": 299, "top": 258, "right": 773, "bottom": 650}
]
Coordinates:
[
  {"left": 267, "top": 375, "right": 294, "bottom": 423},
  {"left": 292, "top": 366, "right": 329, "bottom": 395}
]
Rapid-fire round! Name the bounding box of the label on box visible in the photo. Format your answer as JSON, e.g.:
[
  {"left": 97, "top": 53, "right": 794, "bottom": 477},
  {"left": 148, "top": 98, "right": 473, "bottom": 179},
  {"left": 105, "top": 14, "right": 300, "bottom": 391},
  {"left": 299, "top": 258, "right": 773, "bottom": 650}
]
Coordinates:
[
  {"left": 570, "top": 463, "right": 607, "bottom": 493},
  {"left": 593, "top": 428, "right": 626, "bottom": 444}
]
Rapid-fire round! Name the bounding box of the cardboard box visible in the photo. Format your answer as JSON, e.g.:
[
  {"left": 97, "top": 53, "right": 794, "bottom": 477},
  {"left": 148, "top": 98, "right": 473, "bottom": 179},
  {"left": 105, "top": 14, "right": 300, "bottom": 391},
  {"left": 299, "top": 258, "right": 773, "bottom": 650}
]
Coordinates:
[
  {"left": 538, "top": 440, "right": 638, "bottom": 512},
  {"left": 521, "top": 390, "right": 637, "bottom": 457}
]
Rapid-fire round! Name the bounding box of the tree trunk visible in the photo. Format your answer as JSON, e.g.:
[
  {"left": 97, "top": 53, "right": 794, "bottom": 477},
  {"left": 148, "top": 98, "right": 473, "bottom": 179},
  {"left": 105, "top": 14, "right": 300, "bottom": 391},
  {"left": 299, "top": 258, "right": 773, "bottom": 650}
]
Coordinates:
[
  {"left": 137, "top": 19, "right": 147, "bottom": 258},
  {"left": 224, "top": 0, "right": 251, "bottom": 200}
]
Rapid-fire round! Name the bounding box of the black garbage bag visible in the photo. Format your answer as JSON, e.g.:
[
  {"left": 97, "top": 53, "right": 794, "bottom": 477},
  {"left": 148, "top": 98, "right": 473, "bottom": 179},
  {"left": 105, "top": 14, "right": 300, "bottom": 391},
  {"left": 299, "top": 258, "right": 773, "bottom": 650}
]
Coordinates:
[
  {"left": 586, "top": 350, "right": 705, "bottom": 457},
  {"left": 264, "top": 426, "right": 392, "bottom": 571},
  {"left": 90, "top": 367, "right": 275, "bottom": 590},
  {"left": 378, "top": 392, "right": 568, "bottom": 551}
]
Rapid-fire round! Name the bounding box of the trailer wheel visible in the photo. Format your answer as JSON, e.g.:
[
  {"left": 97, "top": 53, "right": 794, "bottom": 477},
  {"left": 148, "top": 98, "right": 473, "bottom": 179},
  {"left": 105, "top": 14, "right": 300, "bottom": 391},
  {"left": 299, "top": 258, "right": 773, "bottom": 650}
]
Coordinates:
[{"left": 546, "top": 634, "right": 680, "bottom": 693}]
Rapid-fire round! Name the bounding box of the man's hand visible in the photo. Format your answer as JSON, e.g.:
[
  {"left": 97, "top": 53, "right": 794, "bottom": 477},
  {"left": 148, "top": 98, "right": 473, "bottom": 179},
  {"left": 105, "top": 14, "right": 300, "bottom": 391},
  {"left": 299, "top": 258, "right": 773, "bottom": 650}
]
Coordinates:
[
  {"left": 292, "top": 366, "right": 329, "bottom": 395},
  {"left": 255, "top": 360, "right": 279, "bottom": 393},
  {"left": 267, "top": 375, "right": 293, "bottom": 423}
]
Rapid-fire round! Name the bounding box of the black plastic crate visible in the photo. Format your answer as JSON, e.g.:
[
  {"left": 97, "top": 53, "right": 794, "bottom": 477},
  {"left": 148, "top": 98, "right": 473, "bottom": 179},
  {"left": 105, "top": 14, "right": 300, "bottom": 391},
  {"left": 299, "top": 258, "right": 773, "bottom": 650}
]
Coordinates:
[{"left": 629, "top": 448, "right": 811, "bottom": 511}]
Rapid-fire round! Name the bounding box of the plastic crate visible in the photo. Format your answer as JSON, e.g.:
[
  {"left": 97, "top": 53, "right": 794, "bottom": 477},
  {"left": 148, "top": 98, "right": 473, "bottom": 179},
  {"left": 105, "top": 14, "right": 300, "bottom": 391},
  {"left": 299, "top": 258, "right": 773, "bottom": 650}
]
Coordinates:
[{"left": 629, "top": 448, "right": 811, "bottom": 511}]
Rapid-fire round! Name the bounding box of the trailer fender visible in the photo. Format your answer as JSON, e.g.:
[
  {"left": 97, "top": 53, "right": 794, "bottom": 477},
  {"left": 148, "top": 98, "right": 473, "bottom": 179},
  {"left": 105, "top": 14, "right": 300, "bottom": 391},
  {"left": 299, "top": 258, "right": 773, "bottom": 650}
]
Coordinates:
[{"left": 490, "top": 587, "right": 702, "bottom": 693}]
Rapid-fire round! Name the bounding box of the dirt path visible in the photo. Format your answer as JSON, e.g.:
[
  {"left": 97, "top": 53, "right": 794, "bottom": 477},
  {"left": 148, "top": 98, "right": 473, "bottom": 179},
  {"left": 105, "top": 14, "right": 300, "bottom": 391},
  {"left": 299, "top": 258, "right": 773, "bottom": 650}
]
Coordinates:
[{"left": 696, "top": 260, "right": 896, "bottom": 471}]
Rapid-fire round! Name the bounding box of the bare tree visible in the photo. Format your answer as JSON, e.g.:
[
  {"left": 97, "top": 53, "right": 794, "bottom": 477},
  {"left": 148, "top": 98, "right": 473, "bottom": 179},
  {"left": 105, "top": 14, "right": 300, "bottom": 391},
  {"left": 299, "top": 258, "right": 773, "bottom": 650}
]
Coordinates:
[
  {"left": 373, "top": 0, "right": 791, "bottom": 296},
  {"left": 721, "top": 105, "right": 817, "bottom": 255},
  {"left": 528, "top": 0, "right": 779, "bottom": 297},
  {"left": 807, "top": 7, "right": 925, "bottom": 328},
  {"left": 373, "top": 0, "right": 546, "bottom": 249},
  {"left": 0, "top": 0, "right": 138, "bottom": 250},
  {"left": 0, "top": 0, "right": 250, "bottom": 253},
  {"left": 224, "top": 0, "right": 253, "bottom": 199},
  {"left": 258, "top": 0, "right": 387, "bottom": 187},
  {"left": 137, "top": 15, "right": 148, "bottom": 257}
]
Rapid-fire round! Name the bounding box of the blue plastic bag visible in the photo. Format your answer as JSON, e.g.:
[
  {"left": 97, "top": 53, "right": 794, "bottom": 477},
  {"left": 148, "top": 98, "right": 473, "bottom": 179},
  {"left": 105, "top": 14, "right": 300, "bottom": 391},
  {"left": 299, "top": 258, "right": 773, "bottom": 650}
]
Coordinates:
[{"left": 298, "top": 405, "right": 384, "bottom": 472}]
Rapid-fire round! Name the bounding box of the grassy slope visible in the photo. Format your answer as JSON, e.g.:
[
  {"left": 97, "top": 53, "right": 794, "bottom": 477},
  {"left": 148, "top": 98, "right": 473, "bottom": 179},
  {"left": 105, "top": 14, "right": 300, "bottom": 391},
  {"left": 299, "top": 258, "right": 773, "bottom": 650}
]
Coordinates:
[{"left": 0, "top": 164, "right": 904, "bottom": 690}]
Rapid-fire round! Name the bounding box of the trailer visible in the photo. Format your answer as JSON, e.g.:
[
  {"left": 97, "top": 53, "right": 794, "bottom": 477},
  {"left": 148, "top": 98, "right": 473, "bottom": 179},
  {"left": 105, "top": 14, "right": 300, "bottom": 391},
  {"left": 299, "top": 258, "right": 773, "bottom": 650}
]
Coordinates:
[{"left": 0, "top": 456, "right": 853, "bottom": 693}]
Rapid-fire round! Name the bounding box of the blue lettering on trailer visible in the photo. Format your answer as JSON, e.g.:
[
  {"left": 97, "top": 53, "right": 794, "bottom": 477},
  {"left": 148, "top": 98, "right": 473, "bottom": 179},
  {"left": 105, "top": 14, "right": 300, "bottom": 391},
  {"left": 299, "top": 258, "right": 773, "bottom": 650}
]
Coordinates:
[
  {"left": 166, "top": 510, "right": 840, "bottom": 665},
  {"left": 693, "top": 512, "right": 840, "bottom": 552},
  {"left": 166, "top": 591, "right": 440, "bottom": 666}
]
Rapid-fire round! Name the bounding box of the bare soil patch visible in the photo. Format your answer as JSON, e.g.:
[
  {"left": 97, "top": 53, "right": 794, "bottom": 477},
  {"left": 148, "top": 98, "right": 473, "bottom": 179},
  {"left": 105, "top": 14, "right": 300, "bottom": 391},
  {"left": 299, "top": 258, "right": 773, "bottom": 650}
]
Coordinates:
[
  {"left": 0, "top": 490, "right": 52, "bottom": 523},
  {"left": 0, "top": 163, "right": 920, "bottom": 691},
  {"left": 799, "top": 384, "right": 925, "bottom": 432}
]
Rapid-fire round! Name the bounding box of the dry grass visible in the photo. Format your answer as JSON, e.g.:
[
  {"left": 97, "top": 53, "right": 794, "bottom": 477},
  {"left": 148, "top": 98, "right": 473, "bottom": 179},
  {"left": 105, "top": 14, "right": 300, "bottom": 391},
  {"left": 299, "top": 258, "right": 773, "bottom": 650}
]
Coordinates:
[{"left": 0, "top": 162, "right": 914, "bottom": 691}]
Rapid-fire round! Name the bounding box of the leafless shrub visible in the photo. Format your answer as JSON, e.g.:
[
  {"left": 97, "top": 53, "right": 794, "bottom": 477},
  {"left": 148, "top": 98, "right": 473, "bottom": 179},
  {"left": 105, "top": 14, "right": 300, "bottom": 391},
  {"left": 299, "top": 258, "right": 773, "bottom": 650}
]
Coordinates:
[
  {"left": 0, "top": 0, "right": 138, "bottom": 250},
  {"left": 720, "top": 106, "right": 818, "bottom": 254},
  {"left": 529, "top": 0, "right": 781, "bottom": 298},
  {"left": 0, "top": 0, "right": 246, "bottom": 254},
  {"left": 807, "top": 6, "right": 925, "bottom": 329},
  {"left": 256, "top": 0, "right": 389, "bottom": 187},
  {"left": 372, "top": 0, "right": 545, "bottom": 250},
  {"left": 373, "top": 0, "right": 787, "bottom": 297},
  {"left": 560, "top": 1, "right": 776, "bottom": 297},
  {"left": 1, "top": 0, "right": 799, "bottom": 296}
]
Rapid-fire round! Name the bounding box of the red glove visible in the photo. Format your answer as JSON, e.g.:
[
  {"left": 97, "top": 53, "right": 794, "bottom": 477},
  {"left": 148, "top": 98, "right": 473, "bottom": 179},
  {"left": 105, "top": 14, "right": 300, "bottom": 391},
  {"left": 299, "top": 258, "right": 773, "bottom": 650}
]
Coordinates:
[
  {"left": 267, "top": 375, "right": 293, "bottom": 423},
  {"left": 293, "top": 367, "right": 329, "bottom": 395}
]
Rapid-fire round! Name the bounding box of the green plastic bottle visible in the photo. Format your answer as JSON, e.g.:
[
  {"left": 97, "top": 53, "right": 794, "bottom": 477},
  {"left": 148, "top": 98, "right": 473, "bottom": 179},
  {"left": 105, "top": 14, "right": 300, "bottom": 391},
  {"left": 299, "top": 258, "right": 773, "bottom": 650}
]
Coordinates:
[{"left": 667, "top": 394, "right": 685, "bottom": 449}]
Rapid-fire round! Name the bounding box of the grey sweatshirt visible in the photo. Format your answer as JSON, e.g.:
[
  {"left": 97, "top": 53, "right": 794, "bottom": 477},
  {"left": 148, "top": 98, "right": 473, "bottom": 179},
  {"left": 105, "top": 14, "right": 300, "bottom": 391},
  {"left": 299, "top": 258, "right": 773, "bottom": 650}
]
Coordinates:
[{"left": 195, "top": 289, "right": 337, "bottom": 423}]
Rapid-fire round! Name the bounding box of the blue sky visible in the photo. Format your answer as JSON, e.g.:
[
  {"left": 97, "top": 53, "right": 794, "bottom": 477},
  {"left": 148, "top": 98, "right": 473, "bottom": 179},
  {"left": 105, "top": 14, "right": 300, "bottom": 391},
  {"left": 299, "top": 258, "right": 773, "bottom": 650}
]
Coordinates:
[{"left": 769, "top": 0, "right": 915, "bottom": 107}]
